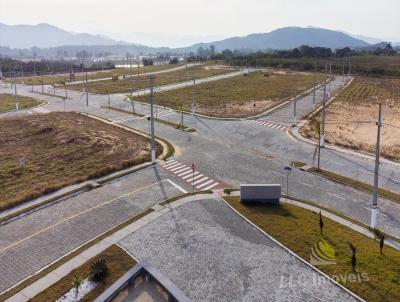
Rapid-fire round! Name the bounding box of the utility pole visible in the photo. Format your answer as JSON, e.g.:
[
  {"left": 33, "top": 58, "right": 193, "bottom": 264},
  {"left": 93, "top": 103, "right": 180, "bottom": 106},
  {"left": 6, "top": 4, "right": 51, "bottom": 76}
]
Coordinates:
[
  {"left": 33, "top": 61, "right": 36, "bottom": 76},
  {"left": 312, "top": 64, "right": 316, "bottom": 107},
  {"left": 85, "top": 71, "right": 88, "bottom": 106},
  {"left": 348, "top": 60, "right": 352, "bottom": 77},
  {"left": 342, "top": 60, "right": 345, "bottom": 83},
  {"left": 192, "top": 74, "right": 196, "bottom": 115},
  {"left": 371, "top": 102, "right": 382, "bottom": 228},
  {"left": 317, "top": 122, "right": 321, "bottom": 171},
  {"left": 149, "top": 75, "right": 156, "bottom": 163},
  {"left": 320, "top": 81, "right": 327, "bottom": 148},
  {"left": 14, "top": 76, "right": 19, "bottom": 111},
  {"left": 328, "top": 63, "right": 332, "bottom": 96},
  {"left": 293, "top": 84, "right": 297, "bottom": 123}
]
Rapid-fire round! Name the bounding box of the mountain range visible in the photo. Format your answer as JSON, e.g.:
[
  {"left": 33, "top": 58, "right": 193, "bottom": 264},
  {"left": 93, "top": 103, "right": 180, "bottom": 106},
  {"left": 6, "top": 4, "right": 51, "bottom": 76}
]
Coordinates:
[
  {"left": 1, "top": 23, "right": 397, "bottom": 56},
  {"left": 176, "top": 27, "right": 369, "bottom": 53},
  {"left": 0, "top": 23, "right": 127, "bottom": 49}
]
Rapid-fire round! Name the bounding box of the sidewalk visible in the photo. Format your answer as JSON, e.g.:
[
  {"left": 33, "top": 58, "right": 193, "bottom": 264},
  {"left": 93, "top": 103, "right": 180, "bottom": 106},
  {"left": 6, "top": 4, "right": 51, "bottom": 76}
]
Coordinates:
[{"left": 5, "top": 193, "right": 209, "bottom": 302}]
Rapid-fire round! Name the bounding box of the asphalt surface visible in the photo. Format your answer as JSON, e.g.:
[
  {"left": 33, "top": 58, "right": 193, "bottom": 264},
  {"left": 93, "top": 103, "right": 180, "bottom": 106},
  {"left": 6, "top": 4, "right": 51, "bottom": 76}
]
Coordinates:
[
  {"left": 1, "top": 71, "right": 399, "bottom": 295},
  {"left": 119, "top": 196, "right": 358, "bottom": 302}
]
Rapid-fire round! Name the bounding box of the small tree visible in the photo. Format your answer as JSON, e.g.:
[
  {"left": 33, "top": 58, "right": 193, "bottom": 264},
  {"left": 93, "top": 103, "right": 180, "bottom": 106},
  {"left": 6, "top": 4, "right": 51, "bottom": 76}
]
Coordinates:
[
  {"left": 319, "top": 211, "right": 324, "bottom": 235},
  {"left": 380, "top": 236, "right": 385, "bottom": 254},
  {"left": 348, "top": 243, "right": 357, "bottom": 272},
  {"left": 72, "top": 275, "right": 82, "bottom": 295}
]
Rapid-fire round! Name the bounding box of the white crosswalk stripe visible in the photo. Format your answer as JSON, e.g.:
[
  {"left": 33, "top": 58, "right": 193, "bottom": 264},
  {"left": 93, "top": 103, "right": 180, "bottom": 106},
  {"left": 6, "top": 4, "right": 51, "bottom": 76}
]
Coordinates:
[
  {"left": 182, "top": 171, "right": 199, "bottom": 179},
  {"left": 244, "top": 119, "right": 287, "bottom": 132},
  {"left": 160, "top": 160, "right": 220, "bottom": 191}
]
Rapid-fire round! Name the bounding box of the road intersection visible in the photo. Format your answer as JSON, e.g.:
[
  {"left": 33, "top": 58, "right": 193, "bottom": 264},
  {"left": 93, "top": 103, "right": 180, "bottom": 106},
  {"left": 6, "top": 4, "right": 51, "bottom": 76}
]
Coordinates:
[{"left": 1, "top": 68, "right": 399, "bottom": 298}]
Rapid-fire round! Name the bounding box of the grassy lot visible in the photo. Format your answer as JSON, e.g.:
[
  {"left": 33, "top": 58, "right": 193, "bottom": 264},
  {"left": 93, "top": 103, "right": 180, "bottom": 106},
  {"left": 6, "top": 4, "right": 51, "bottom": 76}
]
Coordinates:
[
  {"left": 66, "top": 64, "right": 235, "bottom": 94},
  {"left": 133, "top": 71, "right": 326, "bottom": 117},
  {"left": 0, "top": 112, "right": 159, "bottom": 211},
  {"left": 30, "top": 245, "right": 136, "bottom": 302},
  {"left": 230, "top": 54, "right": 400, "bottom": 77},
  {"left": 0, "top": 93, "right": 42, "bottom": 113},
  {"left": 9, "top": 64, "right": 182, "bottom": 85},
  {"left": 301, "top": 76, "right": 400, "bottom": 161},
  {"left": 224, "top": 196, "right": 400, "bottom": 302}
]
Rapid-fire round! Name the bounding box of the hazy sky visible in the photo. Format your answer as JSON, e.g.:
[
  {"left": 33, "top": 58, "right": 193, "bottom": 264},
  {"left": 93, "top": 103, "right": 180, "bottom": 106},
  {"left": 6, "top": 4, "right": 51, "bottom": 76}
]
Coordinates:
[{"left": 1, "top": 0, "right": 399, "bottom": 41}]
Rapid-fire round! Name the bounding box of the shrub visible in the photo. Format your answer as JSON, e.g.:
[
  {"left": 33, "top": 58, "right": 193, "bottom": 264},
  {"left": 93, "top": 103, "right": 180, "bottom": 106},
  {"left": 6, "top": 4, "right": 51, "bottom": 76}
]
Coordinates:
[{"left": 90, "top": 258, "right": 109, "bottom": 283}]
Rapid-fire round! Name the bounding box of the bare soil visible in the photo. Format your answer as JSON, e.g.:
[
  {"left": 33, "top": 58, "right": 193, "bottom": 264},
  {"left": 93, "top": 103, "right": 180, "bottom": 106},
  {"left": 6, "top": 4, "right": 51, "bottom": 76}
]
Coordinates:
[
  {"left": 134, "top": 71, "right": 326, "bottom": 117},
  {"left": 0, "top": 112, "right": 156, "bottom": 210},
  {"left": 301, "top": 76, "right": 400, "bottom": 161}
]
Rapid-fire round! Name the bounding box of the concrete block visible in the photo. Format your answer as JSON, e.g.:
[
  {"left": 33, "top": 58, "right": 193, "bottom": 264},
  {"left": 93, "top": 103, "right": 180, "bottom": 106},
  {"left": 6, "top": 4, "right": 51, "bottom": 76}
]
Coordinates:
[{"left": 240, "top": 184, "right": 281, "bottom": 204}]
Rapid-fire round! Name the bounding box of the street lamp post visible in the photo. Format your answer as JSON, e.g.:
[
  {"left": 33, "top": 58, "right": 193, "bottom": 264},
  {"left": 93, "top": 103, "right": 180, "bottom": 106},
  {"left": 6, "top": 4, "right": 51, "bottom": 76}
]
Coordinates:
[
  {"left": 284, "top": 166, "right": 292, "bottom": 196},
  {"left": 371, "top": 102, "right": 382, "bottom": 228}
]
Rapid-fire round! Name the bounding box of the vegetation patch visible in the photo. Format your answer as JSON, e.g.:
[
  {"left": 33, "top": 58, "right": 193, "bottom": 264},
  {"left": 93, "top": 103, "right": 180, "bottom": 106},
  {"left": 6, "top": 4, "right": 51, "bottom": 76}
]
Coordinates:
[
  {"left": 10, "top": 64, "right": 181, "bottom": 85},
  {"left": 67, "top": 65, "right": 233, "bottom": 94},
  {"left": 0, "top": 93, "right": 42, "bottom": 113},
  {"left": 0, "top": 112, "right": 159, "bottom": 211},
  {"left": 301, "top": 76, "right": 400, "bottom": 162},
  {"left": 30, "top": 245, "right": 136, "bottom": 302},
  {"left": 133, "top": 71, "right": 327, "bottom": 117},
  {"left": 224, "top": 196, "right": 400, "bottom": 302}
]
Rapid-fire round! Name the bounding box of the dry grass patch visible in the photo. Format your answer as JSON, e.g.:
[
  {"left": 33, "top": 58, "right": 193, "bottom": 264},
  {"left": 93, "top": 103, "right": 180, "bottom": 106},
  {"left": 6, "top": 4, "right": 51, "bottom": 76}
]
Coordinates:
[
  {"left": 224, "top": 196, "right": 400, "bottom": 302},
  {"left": 0, "top": 112, "right": 158, "bottom": 211},
  {"left": 0, "top": 93, "right": 42, "bottom": 113},
  {"left": 10, "top": 64, "right": 182, "bottom": 85},
  {"left": 67, "top": 65, "right": 234, "bottom": 94},
  {"left": 133, "top": 71, "right": 326, "bottom": 117},
  {"left": 301, "top": 76, "right": 400, "bottom": 161},
  {"left": 30, "top": 245, "right": 136, "bottom": 302}
]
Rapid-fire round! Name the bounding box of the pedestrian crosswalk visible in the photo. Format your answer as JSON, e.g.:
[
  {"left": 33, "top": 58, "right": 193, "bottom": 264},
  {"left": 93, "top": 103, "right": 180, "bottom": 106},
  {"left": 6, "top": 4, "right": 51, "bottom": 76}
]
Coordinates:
[
  {"left": 160, "top": 160, "right": 220, "bottom": 191},
  {"left": 244, "top": 119, "right": 287, "bottom": 131}
]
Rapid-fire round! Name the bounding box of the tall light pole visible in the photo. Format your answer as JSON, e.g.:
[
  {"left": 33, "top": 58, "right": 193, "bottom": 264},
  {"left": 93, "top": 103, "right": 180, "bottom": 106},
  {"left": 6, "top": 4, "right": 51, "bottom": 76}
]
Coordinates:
[
  {"left": 192, "top": 74, "right": 196, "bottom": 115},
  {"left": 284, "top": 166, "right": 292, "bottom": 196},
  {"left": 312, "top": 64, "right": 316, "bottom": 108},
  {"left": 320, "top": 80, "right": 327, "bottom": 148},
  {"left": 371, "top": 102, "right": 382, "bottom": 228},
  {"left": 85, "top": 71, "right": 89, "bottom": 107},
  {"left": 328, "top": 62, "right": 332, "bottom": 96},
  {"left": 14, "top": 76, "right": 19, "bottom": 111},
  {"left": 149, "top": 75, "right": 156, "bottom": 163}
]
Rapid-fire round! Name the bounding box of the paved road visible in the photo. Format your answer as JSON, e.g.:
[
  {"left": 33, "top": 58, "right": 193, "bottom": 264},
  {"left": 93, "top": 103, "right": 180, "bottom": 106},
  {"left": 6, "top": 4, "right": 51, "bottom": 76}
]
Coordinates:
[
  {"left": 1, "top": 72, "right": 400, "bottom": 294},
  {"left": 119, "top": 196, "right": 358, "bottom": 302},
  {"left": 0, "top": 167, "right": 189, "bottom": 294}
]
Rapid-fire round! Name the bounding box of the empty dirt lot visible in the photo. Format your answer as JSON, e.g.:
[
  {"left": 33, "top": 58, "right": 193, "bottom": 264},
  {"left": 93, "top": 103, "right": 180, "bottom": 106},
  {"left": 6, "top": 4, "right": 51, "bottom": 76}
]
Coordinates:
[
  {"left": 301, "top": 76, "right": 400, "bottom": 161},
  {"left": 0, "top": 112, "right": 156, "bottom": 210},
  {"left": 134, "top": 70, "right": 327, "bottom": 117}
]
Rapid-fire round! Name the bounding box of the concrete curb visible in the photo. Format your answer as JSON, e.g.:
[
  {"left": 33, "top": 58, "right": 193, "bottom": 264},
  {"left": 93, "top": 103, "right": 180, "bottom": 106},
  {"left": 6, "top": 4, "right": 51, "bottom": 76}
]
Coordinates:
[{"left": 218, "top": 195, "right": 365, "bottom": 302}]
